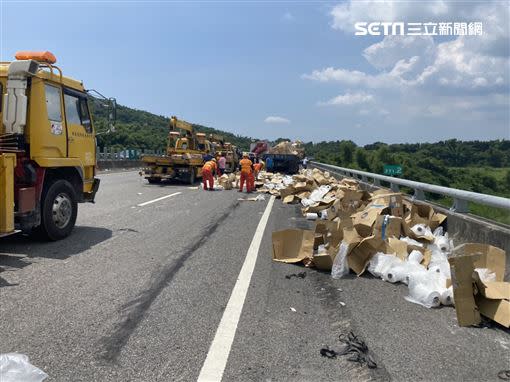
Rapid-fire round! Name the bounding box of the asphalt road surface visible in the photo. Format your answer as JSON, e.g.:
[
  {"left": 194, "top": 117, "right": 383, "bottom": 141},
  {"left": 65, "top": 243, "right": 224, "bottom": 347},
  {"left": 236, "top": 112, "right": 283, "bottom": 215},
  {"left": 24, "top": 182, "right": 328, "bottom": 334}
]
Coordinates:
[{"left": 1, "top": 170, "right": 509, "bottom": 381}]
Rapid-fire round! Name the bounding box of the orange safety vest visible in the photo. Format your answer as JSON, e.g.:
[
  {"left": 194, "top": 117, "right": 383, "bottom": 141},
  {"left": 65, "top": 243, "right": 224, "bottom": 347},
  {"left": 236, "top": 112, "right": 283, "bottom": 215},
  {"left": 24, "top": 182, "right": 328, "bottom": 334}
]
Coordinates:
[
  {"left": 239, "top": 158, "right": 253, "bottom": 174},
  {"left": 253, "top": 163, "right": 262, "bottom": 172},
  {"left": 203, "top": 160, "right": 216, "bottom": 172}
]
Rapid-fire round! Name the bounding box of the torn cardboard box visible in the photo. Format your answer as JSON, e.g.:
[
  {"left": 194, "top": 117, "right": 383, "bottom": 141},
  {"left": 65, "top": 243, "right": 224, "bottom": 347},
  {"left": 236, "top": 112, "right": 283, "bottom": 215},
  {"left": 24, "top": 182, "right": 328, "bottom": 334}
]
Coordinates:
[
  {"left": 349, "top": 236, "right": 386, "bottom": 276},
  {"left": 370, "top": 192, "right": 404, "bottom": 218},
  {"left": 313, "top": 246, "right": 337, "bottom": 271},
  {"left": 449, "top": 243, "right": 509, "bottom": 327},
  {"left": 373, "top": 215, "right": 402, "bottom": 240},
  {"left": 272, "top": 229, "right": 314, "bottom": 264},
  {"left": 351, "top": 207, "right": 384, "bottom": 237}
]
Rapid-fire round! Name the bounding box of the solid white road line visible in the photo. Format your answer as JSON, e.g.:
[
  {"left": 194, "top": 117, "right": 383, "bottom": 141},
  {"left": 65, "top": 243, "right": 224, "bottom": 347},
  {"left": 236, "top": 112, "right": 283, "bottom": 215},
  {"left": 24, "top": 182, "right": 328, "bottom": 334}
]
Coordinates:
[
  {"left": 197, "top": 195, "right": 275, "bottom": 382},
  {"left": 137, "top": 192, "right": 182, "bottom": 207}
]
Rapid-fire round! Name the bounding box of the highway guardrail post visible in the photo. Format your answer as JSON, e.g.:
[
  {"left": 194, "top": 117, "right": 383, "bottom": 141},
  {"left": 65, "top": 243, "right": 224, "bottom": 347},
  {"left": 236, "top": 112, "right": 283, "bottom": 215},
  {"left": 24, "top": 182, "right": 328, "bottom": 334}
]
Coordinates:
[{"left": 452, "top": 198, "right": 469, "bottom": 213}]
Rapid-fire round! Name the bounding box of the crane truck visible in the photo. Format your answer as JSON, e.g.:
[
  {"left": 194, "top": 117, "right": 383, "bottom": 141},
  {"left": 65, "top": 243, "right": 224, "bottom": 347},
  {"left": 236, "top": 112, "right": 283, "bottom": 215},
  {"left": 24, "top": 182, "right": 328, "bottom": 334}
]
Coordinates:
[
  {"left": 0, "top": 51, "right": 115, "bottom": 240},
  {"left": 141, "top": 117, "right": 213, "bottom": 184}
]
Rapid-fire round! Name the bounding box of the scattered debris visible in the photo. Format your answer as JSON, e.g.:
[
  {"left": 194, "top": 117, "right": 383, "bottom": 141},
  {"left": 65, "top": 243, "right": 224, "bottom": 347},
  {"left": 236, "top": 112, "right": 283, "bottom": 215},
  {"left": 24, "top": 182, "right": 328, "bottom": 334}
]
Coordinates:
[
  {"left": 338, "top": 332, "right": 377, "bottom": 369},
  {"left": 498, "top": 370, "right": 510, "bottom": 381},
  {"left": 320, "top": 347, "right": 338, "bottom": 359},
  {"left": 238, "top": 194, "right": 266, "bottom": 202},
  {"left": 320, "top": 332, "right": 376, "bottom": 369},
  {"left": 285, "top": 272, "right": 307, "bottom": 279},
  {"left": 0, "top": 353, "right": 48, "bottom": 382},
  {"left": 339, "top": 301, "right": 346, "bottom": 306},
  {"left": 290, "top": 307, "right": 297, "bottom": 312},
  {"left": 268, "top": 167, "right": 509, "bottom": 328}
]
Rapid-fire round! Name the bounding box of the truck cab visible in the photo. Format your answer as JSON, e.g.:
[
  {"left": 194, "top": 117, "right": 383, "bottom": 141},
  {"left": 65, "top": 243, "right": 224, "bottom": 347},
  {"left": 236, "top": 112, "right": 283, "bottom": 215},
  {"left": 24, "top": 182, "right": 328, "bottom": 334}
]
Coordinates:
[{"left": 0, "top": 51, "right": 114, "bottom": 240}]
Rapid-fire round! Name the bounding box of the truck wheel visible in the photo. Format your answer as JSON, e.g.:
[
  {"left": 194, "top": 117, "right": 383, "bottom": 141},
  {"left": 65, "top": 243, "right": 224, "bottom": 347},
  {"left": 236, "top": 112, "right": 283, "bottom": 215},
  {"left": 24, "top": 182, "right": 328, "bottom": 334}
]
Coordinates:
[
  {"left": 188, "top": 169, "right": 196, "bottom": 185},
  {"left": 148, "top": 178, "right": 161, "bottom": 184},
  {"left": 38, "top": 179, "right": 78, "bottom": 241}
]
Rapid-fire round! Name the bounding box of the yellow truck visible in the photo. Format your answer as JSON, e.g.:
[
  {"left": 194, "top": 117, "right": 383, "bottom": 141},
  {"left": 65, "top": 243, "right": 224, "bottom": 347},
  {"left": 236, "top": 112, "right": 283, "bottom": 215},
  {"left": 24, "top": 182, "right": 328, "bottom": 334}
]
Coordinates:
[
  {"left": 141, "top": 116, "right": 213, "bottom": 184},
  {"left": 207, "top": 134, "right": 238, "bottom": 173},
  {"left": 217, "top": 142, "right": 239, "bottom": 173},
  {"left": 0, "top": 51, "right": 115, "bottom": 240}
]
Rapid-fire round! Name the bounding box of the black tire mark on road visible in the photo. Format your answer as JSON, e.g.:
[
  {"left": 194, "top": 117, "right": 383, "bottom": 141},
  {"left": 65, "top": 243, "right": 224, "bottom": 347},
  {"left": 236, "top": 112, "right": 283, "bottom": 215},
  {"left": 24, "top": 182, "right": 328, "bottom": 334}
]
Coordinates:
[{"left": 96, "top": 199, "right": 241, "bottom": 363}]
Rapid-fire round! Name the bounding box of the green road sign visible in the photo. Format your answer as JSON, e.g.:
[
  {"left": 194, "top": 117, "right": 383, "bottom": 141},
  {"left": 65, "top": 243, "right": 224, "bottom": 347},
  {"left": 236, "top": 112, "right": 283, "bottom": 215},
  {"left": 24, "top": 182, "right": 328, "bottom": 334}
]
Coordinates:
[{"left": 383, "top": 164, "right": 402, "bottom": 176}]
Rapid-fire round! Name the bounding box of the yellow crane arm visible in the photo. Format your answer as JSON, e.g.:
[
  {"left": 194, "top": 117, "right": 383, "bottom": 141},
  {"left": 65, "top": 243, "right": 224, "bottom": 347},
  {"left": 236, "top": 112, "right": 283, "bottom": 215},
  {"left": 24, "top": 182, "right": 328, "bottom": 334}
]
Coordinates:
[{"left": 170, "top": 116, "right": 194, "bottom": 133}]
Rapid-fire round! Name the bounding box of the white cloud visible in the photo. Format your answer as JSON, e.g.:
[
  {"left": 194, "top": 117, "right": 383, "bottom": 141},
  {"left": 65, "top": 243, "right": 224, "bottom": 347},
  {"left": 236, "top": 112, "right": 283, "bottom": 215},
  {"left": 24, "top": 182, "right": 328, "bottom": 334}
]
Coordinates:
[
  {"left": 304, "top": 0, "right": 509, "bottom": 123},
  {"left": 282, "top": 11, "right": 294, "bottom": 22},
  {"left": 331, "top": 0, "right": 454, "bottom": 33},
  {"left": 264, "top": 116, "right": 290, "bottom": 124},
  {"left": 318, "top": 92, "right": 374, "bottom": 106},
  {"left": 302, "top": 1, "right": 510, "bottom": 94}
]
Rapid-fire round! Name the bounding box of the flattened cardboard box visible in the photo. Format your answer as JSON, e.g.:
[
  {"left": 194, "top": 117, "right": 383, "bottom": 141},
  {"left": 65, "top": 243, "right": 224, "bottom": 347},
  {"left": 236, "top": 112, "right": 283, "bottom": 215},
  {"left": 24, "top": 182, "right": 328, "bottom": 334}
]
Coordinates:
[
  {"left": 272, "top": 229, "right": 314, "bottom": 264},
  {"left": 449, "top": 243, "right": 509, "bottom": 327},
  {"left": 449, "top": 253, "right": 481, "bottom": 327}
]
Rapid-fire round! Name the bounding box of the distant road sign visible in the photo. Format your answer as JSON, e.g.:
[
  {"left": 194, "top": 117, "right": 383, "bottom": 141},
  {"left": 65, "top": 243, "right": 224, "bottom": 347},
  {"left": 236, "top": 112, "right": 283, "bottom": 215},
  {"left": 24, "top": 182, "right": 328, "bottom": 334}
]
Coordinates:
[{"left": 383, "top": 164, "right": 402, "bottom": 176}]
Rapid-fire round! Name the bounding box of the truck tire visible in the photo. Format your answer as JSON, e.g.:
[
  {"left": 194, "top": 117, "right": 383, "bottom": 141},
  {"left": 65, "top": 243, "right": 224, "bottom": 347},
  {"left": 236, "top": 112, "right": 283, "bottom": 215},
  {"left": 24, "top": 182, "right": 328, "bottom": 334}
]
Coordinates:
[
  {"left": 148, "top": 178, "right": 161, "bottom": 184},
  {"left": 188, "top": 169, "right": 196, "bottom": 185},
  {"left": 37, "top": 179, "right": 78, "bottom": 241}
]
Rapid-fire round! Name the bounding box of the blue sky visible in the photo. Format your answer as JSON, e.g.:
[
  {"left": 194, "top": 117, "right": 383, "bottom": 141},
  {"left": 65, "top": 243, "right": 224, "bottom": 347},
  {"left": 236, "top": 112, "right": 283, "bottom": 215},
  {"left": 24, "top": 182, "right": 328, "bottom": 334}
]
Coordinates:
[{"left": 1, "top": 1, "right": 508, "bottom": 144}]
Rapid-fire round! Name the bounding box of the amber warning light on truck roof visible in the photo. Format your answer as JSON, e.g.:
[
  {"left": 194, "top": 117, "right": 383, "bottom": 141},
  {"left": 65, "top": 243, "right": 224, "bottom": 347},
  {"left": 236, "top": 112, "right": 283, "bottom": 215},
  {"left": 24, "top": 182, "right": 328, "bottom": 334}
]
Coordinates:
[{"left": 15, "top": 51, "right": 57, "bottom": 64}]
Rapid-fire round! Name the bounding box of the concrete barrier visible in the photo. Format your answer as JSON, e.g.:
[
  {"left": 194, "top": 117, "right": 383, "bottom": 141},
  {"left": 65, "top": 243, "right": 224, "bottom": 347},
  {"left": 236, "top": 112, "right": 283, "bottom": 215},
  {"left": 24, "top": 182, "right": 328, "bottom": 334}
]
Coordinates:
[{"left": 97, "top": 160, "right": 143, "bottom": 171}]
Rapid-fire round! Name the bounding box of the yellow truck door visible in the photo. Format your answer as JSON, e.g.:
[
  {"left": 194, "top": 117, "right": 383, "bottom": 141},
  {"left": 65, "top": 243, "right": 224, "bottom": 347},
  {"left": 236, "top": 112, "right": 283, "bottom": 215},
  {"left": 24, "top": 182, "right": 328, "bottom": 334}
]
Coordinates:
[{"left": 63, "top": 88, "right": 95, "bottom": 185}]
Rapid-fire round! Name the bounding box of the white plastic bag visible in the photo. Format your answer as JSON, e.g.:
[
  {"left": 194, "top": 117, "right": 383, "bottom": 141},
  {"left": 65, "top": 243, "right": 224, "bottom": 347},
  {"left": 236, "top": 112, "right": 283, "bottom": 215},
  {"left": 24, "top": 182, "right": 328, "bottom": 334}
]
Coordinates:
[
  {"left": 407, "top": 250, "right": 423, "bottom": 264},
  {"left": 474, "top": 268, "right": 496, "bottom": 283},
  {"left": 0, "top": 353, "right": 48, "bottom": 382},
  {"left": 317, "top": 244, "right": 327, "bottom": 255},
  {"left": 306, "top": 213, "right": 318, "bottom": 220},
  {"left": 405, "top": 271, "right": 442, "bottom": 308},
  {"left": 331, "top": 241, "right": 350, "bottom": 279},
  {"left": 440, "top": 286, "right": 454, "bottom": 306},
  {"left": 428, "top": 261, "right": 451, "bottom": 279},
  {"left": 400, "top": 237, "right": 424, "bottom": 248},
  {"left": 368, "top": 253, "right": 400, "bottom": 278},
  {"left": 302, "top": 185, "right": 331, "bottom": 207},
  {"left": 384, "top": 260, "right": 411, "bottom": 283}
]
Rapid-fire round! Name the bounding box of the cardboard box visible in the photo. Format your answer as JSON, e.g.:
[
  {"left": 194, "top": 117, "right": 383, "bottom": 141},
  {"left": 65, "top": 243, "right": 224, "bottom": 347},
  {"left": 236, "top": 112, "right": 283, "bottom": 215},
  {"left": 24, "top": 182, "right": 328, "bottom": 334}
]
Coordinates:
[
  {"left": 370, "top": 192, "right": 404, "bottom": 217},
  {"left": 373, "top": 215, "right": 402, "bottom": 240},
  {"left": 351, "top": 208, "right": 384, "bottom": 237},
  {"left": 387, "top": 237, "right": 409, "bottom": 261},
  {"left": 283, "top": 195, "right": 295, "bottom": 204},
  {"left": 402, "top": 219, "right": 435, "bottom": 242},
  {"left": 272, "top": 229, "right": 314, "bottom": 264},
  {"left": 448, "top": 253, "right": 481, "bottom": 326},
  {"left": 449, "top": 243, "right": 509, "bottom": 327},
  {"left": 313, "top": 246, "right": 337, "bottom": 271},
  {"left": 279, "top": 186, "right": 296, "bottom": 200},
  {"left": 475, "top": 296, "right": 510, "bottom": 327},
  {"left": 348, "top": 235, "right": 385, "bottom": 276}
]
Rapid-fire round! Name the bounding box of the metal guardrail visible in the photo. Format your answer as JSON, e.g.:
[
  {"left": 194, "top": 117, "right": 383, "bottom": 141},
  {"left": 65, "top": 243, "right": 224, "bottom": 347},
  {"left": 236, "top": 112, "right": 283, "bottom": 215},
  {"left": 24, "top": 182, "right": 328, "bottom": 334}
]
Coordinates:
[{"left": 311, "top": 161, "right": 510, "bottom": 213}]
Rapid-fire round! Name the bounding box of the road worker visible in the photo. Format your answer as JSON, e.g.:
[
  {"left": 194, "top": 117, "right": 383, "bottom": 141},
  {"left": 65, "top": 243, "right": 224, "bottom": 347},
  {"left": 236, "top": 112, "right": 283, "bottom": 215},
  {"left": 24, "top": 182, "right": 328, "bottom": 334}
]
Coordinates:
[
  {"left": 203, "top": 150, "right": 214, "bottom": 162},
  {"left": 253, "top": 158, "right": 263, "bottom": 180},
  {"left": 202, "top": 158, "right": 216, "bottom": 191},
  {"left": 238, "top": 153, "right": 253, "bottom": 193},
  {"left": 218, "top": 153, "right": 227, "bottom": 177}
]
